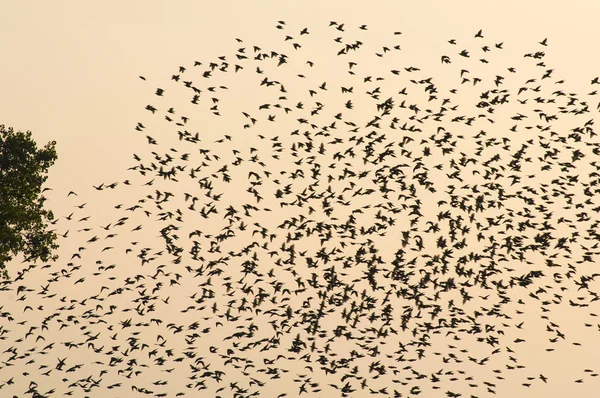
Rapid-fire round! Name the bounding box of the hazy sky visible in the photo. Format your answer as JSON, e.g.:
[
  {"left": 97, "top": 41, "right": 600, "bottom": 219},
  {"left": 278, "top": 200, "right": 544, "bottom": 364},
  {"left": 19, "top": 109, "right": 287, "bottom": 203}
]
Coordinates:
[
  {"left": 2, "top": 1, "right": 600, "bottom": 194},
  {"left": 2, "top": 1, "right": 600, "bottom": 397}
]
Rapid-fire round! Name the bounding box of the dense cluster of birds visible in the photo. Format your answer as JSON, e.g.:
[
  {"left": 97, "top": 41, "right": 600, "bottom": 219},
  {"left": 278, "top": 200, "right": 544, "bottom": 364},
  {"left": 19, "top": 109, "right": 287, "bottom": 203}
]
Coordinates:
[{"left": 2, "top": 21, "right": 600, "bottom": 398}]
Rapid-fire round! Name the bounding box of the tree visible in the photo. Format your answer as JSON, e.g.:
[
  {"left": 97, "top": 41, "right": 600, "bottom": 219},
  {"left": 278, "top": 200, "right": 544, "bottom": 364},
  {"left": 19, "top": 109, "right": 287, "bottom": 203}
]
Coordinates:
[{"left": 0, "top": 124, "right": 58, "bottom": 279}]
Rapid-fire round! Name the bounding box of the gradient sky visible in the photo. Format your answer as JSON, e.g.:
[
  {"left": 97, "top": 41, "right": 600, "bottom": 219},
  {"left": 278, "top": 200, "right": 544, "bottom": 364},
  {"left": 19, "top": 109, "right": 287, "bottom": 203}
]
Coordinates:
[
  {"left": 2, "top": 1, "right": 600, "bottom": 199},
  {"left": 2, "top": 1, "right": 600, "bottom": 397}
]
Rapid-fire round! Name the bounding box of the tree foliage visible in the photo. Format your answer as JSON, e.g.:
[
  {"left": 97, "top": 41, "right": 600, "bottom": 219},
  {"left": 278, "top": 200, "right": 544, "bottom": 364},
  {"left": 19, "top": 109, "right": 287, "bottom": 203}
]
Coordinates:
[{"left": 0, "top": 124, "right": 58, "bottom": 279}]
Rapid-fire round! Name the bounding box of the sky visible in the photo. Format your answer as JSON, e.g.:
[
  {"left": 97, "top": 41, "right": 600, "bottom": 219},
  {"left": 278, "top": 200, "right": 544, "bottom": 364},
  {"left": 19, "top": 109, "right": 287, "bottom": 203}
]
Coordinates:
[
  {"left": 2, "top": 1, "right": 600, "bottom": 194},
  {"left": 1, "top": 1, "right": 600, "bottom": 397}
]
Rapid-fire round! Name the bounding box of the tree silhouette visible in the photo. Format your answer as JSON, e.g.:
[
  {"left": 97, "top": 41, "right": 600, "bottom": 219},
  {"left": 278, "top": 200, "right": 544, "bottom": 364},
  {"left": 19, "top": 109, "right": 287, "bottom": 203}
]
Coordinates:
[{"left": 0, "top": 125, "right": 58, "bottom": 279}]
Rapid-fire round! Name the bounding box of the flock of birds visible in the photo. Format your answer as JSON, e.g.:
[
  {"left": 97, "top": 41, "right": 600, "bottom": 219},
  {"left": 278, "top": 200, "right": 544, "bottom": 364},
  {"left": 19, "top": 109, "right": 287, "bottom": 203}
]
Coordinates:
[{"left": 2, "top": 21, "right": 600, "bottom": 398}]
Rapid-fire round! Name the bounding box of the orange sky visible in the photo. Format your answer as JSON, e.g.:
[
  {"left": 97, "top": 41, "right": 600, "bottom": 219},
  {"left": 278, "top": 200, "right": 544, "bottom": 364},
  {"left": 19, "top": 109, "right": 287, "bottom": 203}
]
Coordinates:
[{"left": 1, "top": 1, "right": 600, "bottom": 397}]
